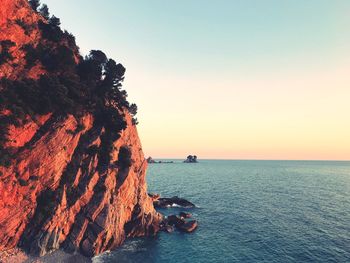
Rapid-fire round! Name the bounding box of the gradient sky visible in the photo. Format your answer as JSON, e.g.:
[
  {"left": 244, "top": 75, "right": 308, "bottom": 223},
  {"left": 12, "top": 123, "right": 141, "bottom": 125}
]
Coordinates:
[{"left": 43, "top": 0, "right": 350, "bottom": 160}]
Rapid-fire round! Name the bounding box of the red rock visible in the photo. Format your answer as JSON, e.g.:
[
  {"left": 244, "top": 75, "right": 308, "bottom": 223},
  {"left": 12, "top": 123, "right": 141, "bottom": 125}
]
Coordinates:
[
  {"left": 0, "top": 111, "right": 162, "bottom": 256},
  {"left": 0, "top": 0, "right": 162, "bottom": 257},
  {"left": 177, "top": 220, "right": 198, "bottom": 233},
  {"left": 167, "top": 215, "right": 186, "bottom": 226},
  {"left": 148, "top": 193, "right": 160, "bottom": 201},
  {"left": 179, "top": 212, "right": 192, "bottom": 219}
]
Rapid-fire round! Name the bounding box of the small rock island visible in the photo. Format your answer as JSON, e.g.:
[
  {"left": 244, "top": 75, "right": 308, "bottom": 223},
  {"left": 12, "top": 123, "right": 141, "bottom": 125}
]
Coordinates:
[
  {"left": 184, "top": 155, "right": 198, "bottom": 163},
  {"left": 147, "top": 157, "right": 173, "bottom": 164}
]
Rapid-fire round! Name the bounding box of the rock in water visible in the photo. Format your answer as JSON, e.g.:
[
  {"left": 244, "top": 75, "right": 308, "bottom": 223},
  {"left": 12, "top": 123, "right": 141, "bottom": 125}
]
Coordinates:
[
  {"left": 154, "top": 196, "right": 196, "bottom": 208},
  {"left": 184, "top": 155, "right": 198, "bottom": 163},
  {"left": 148, "top": 193, "right": 161, "bottom": 201},
  {"left": 179, "top": 212, "right": 192, "bottom": 219},
  {"left": 160, "top": 214, "right": 198, "bottom": 234},
  {"left": 0, "top": 0, "right": 162, "bottom": 257},
  {"left": 167, "top": 215, "right": 186, "bottom": 226},
  {"left": 147, "top": 157, "right": 156, "bottom": 163},
  {"left": 177, "top": 220, "right": 198, "bottom": 233}
]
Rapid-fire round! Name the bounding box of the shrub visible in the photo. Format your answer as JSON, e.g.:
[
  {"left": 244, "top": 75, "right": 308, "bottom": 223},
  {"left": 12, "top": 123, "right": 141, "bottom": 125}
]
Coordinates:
[
  {"left": 0, "top": 40, "right": 15, "bottom": 65},
  {"left": 63, "top": 30, "right": 77, "bottom": 48},
  {"left": 38, "top": 20, "right": 63, "bottom": 42},
  {"left": 29, "top": 175, "right": 39, "bottom": 181},
  {"left": 18, "top": 178, "right": 29, "bottom": 186},
  {"left": 128, "top": 103, "right": 137, "bottom": 116},
  {"left": 132, "top": 118, "right": 138, "bottom": 125},
  {"left": 39, "top": 4, "right": 50, "bottom": 19},
  {"left": 0, "top": 152, "right": 12, "bottom": 167},
  {"left": 23, "top": 44, "right": 37, "bottom": 68},
  {"left": 49, "top": 15, "right": 61, "bottom": 27},
  {"left": 28, "top": 0, "right": 40, "bottom": 11},
  {"left": 117, "top": 146, "right": 132, "bottom": 169}
]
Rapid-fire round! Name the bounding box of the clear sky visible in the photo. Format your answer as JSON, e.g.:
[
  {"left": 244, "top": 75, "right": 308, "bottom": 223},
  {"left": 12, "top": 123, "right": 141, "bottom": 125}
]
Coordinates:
[{"left": 44, "top": 0, "right": 350, "bottom": 160}]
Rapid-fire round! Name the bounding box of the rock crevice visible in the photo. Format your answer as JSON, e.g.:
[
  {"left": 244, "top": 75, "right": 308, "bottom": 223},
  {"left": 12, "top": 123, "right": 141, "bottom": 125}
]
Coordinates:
[{"left": 0, "top": 0, "right": 162, "bottom": 257}]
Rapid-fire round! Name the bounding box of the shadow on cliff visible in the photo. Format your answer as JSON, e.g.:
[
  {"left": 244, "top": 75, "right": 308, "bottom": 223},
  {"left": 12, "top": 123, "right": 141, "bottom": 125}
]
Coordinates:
[
  {"left": 19, "top": 188, "right": 59, "bottom": 255},
  {"left": 18, "top": 125, "right": 102, "bottom": 255}
]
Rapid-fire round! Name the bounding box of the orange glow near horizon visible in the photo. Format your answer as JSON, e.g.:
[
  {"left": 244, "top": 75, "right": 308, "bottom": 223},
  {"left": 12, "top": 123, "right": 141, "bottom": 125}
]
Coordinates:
[{"left": 128, "top": 57, "right": 350, "bottom": 160}]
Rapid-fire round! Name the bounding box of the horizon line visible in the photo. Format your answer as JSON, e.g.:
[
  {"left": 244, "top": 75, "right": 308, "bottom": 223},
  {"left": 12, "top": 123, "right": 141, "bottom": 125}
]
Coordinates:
[{"left": 147, "top": 158, "right": 350, "bottom": 162}]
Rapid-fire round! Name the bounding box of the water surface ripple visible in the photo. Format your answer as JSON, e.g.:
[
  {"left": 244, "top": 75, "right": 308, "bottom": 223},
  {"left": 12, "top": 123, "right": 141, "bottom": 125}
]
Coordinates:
[{"left": 94, "top": 160, "right": 350, "bottom": 263}]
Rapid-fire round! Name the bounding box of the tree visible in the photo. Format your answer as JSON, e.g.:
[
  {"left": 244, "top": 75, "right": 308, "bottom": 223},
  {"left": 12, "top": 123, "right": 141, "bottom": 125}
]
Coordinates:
[
  {"left": 64, "top": 30, "right": 76, "bottom": 48},
  {"left": 103, "top": 59, "right": 119, "bottom": 86},
  {"left": 23, "top": 44, "right": 38, "bottom": 68},
  {"left": 37, "top": 44, "right": 75, "bottom": 72},
  {"left": 38, "top": 20, "right": 63, "bottom": 42},
  {"left": 132, "top": 118, "right": 138, "bottom": 125},
  {"left": 115, "top": 63, "right": 126, "bottom": 79},
  {"left": 39, "top": 4, "right": 50, "bottom": 19},
  {"left": 89, "top": 50, "right": 107, "bottom": 65},
  {"left": 1, "top": 0, "right": 133, "bottom": 169},
  {"left": 49, "top": 15, "right": 61, "bottom": 27},
  {"left": 28, "top": 0, "right": 40, "bottom": 11},
  {"left": 128, "top": 103, "right": 137, "bottom": 116},
  {"left": 78, "top": 50, "right": 107, "bottom": 84}
]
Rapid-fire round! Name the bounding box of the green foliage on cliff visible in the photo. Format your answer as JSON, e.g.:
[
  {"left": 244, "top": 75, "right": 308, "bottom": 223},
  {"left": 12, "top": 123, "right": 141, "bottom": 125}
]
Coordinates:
[
  {"left": 0, "top": 1, "right": 138, "bottom": 167},
  {"left": 15, "top": 19, "right": 35, "bottom": 36},
  {"left": 38, "top": 4, "right": 49, "bottom": 19},
  {"left": 0, "top": 40, "right": 15, "bottom": 65},
  {"left": 28, "top": 0, "right": 40, "bottom": 11},
  {"left": 117, "top": 146, "right": 133, "bottom": 169}
]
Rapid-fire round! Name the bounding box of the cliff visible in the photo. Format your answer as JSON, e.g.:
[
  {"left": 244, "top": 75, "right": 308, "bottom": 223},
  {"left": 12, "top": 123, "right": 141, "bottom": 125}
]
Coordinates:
[{"left": 0, "top": 0, "right": 161, "bottom": 257}]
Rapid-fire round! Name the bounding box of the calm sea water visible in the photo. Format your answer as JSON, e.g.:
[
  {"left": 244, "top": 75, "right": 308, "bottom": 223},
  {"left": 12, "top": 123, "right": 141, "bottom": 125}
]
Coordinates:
[{"left": 94, "top": 160, "right": 350, "bottom": 263}]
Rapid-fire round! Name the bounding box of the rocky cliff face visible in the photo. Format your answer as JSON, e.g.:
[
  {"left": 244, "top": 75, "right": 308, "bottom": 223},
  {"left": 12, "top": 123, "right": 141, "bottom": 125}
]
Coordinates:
[
  {"left": 0, "top": 0, "right": 46, "bottom": 79},
  {"left": 0, "top": 0, "right": 161, "bottom": 257}
]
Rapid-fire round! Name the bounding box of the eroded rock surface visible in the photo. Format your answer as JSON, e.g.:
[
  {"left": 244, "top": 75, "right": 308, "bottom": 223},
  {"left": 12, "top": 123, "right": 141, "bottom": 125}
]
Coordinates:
[
  {"left": 0, "top": 0, "right": 162, "bottom": 257},
  {"left": 0, "top": 111, "right": 162, "bottom": 257}
]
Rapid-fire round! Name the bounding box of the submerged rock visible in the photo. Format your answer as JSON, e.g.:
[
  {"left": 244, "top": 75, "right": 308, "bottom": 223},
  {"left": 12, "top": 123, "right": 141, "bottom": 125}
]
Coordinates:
[
  {"left": 147, "top": 157, "right": 174, "bottom": 164},
  {"left": 156, "top": 200, "right": 198, "bottom": 234},
  {"left": 167, "top": 215, "right": 186, "bottom": 226},
  {"left": 160, "top": 214, "right": 198, "bottom": 234},
  {"left": 160, "top": 224, "right": 175, "bottom": 233},
  {"left": 179, "top": 212, "right": 192, "bottom": 219},
  {"left": 177, "top": 220, "right": 198, "bottom": 233}
]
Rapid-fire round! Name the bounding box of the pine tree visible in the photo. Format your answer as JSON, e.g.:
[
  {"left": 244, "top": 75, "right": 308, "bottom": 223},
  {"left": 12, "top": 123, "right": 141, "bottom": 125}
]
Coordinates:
[
  {"left": 28, "top": 0, "right": 40, "bottom": 11},
  {"left": 49, "top": 16, "right": 61, "bottom": 27},
  {"left": 39, "top": 4, "right": 50, "bottom": 19}
]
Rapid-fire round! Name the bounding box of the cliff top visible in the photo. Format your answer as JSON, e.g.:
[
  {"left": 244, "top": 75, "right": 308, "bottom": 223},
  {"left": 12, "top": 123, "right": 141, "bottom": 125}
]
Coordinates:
[{"left": 0, "top": 0, "right": 138, "bottom": 166}]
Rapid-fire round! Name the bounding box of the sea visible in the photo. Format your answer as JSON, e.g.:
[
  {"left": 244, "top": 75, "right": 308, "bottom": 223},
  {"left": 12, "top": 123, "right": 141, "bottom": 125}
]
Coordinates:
[{"left": 93, "top": 160, "right": 350, "bottom": 263}]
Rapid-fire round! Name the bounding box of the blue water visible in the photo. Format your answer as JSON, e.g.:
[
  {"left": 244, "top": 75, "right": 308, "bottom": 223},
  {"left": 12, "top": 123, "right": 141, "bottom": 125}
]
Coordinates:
[{"left": 94, "top": 160, "right": 350, "bottom": 263}]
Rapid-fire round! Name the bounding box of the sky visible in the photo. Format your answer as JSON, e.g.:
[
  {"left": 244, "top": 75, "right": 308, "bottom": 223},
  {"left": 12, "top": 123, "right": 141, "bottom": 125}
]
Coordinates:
[{"left": 43, "top": 0, "right": 350, "bottom": 160}]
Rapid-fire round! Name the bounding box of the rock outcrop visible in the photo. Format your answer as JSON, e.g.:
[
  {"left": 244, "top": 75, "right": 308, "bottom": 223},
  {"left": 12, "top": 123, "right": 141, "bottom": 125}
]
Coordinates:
[
  {"left": 160, "top": 214, "right": 198, "bottom": 233},
  {"left": 146, "top": 157, "right": 173, "bottom": 164},
  {"left": 0, "top": 0, "right": 161, "bottom": 258},
  {"left": 184, "top": 155, "right": 198, "bottom": 163},
  {"left": 154, "top": 196, "right": 196, "bottom": 208}
]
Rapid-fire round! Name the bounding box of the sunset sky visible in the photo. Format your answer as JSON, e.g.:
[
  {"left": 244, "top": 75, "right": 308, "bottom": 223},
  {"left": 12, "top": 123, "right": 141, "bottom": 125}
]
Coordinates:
[{"left": 44, "top": 0, "right": 350, "bottom": 160}]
